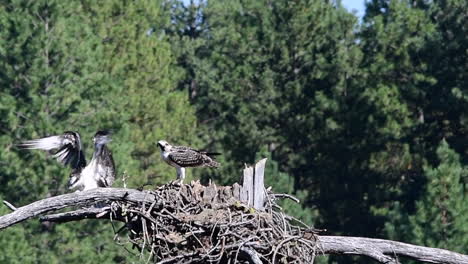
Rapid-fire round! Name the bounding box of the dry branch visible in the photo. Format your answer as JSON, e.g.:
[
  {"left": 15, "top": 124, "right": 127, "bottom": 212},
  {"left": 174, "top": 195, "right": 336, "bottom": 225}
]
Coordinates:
[
  {"left": 1, "top": 185, "right": 467, "bottom": 264},
  {"left": 318, "top": 236, "right": 468, "bottom": 264},
  {"left": 0, "top": 188, "right": 155, "bottom": 230}
]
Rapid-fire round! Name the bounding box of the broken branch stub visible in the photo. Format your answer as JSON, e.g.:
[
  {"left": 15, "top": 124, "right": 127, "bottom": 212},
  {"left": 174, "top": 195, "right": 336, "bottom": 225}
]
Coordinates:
[
  {"left": 1, "top": 158, "right": 468, "bottom": 263},
  {"left": 242, "top": 158, "right": 267, "bottom": 210}
]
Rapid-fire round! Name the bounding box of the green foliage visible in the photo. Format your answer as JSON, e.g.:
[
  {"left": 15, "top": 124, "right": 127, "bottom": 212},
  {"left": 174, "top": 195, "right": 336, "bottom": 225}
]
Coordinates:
[
  {"left": 385, "top": 140, "right": 468, "bottom": 254},
  {"left": 411, "top": 141, "right": 468, "bottom": 252},
  {"left": 0, "top": 0, "right": 467, "bottom": 263},
  {"left": 170, "top": 1, "right": 468, "bottom": 263},
  {"left": 79, "top": 0, "right": 201, "bottom": 186},
  {"left": 0, "top": 205, "right": 36, "bottom": 264},
  {"left": 256, "top": 148, "right": 319, "bottom": 226},
  {"left": 0, "top": 198, "right": 135, "bottom": 263},
  {"left": 0, "top": 0, "right": 199, "bottom": 262},
  {"left": 173, "top": 0, "right": 416, "bottom": 241}
]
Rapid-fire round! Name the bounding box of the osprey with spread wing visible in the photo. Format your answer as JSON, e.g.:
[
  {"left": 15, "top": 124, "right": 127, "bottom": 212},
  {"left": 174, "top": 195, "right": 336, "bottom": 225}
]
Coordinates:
[
  {"left": 19, "top": 131, "right": 115, "bottom": 191},
  {"left": 157, "top": 140, "right": 220, "bottom": 182}
]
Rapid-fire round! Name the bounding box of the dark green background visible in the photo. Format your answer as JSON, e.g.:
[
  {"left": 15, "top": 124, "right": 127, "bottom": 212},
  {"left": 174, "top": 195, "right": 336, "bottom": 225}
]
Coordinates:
[{"left": 0, "top": 0, "right": 466, "bottom": 263}]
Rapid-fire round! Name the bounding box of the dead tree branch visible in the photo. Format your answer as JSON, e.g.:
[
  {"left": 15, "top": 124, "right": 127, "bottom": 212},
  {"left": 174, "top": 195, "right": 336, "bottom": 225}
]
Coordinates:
[
  {"left": 0, "top": 188, "right": 155, "bottom": 230},
  {"left": 1, "top": 185, "right": 467, "bottom": 264},
  {"left": 318, "top": 236, "right": 468, "bottom": 264},
  {"left": 39, "top": 207, "right": 112, "bottom": 222}
]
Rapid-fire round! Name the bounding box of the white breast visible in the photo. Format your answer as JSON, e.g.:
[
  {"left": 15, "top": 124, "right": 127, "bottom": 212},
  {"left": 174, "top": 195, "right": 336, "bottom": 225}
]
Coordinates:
[
  {"left": 80, "top": 160, "right": 99, "bottom": 190},
  {"left": 161, "top": 151, "right": 169, "bottom": 160}
]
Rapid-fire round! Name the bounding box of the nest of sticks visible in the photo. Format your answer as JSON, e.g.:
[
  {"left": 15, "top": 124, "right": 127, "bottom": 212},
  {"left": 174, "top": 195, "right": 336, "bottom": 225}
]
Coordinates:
[{"left": 106, "top": 182, "right": 318, "bottom": 263}]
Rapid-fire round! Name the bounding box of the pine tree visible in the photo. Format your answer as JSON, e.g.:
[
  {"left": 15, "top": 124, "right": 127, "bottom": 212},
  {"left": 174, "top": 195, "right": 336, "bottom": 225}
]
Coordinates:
[
  {"left": 0, "top": 0, "right": 199, "bottom": 262},
  {"left": 349, "top": 0, "right": 439, "bottom": 242},
  {"left": 0, "top": 1, "right": 132, "bottom": 262},
  {"left": 385, "top": 140, "right": 468, "bottom": 254},
  {"left": 80, "top": 0, "right": 201, "bottom": 186},
  {"left": 421, "top": 0, "right": 468, "bottom": 159},
  {"left": 174, "top": 0, "right": 420, "bottom": 242},
  {"left": 172, "top": 0, "right": 361, "bottom": 181},
  {"left": 363, "top": 0, "right": 468, "bottom": 252}
]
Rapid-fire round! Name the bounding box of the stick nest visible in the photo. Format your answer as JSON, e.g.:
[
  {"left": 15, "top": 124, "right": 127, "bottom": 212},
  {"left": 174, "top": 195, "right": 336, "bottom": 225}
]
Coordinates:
[{"left": 109, "top": 182, "right": 318, "bottom": 263}]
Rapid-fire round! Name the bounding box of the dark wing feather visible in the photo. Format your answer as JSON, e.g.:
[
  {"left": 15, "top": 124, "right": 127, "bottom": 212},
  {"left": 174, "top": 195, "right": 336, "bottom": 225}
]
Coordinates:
[
  {"left": 169, "top": 149, "right": 205, "bottom": 167},
  {"left": 174, "top": 145, "right": 221, "bottom": 157},
  {"left": 96, "top": 145, "right": 116, "bottom": 187},
  {"left": 170, "top": 145, "right": 221, "bottom": 167},
  {"left": 200, "top": 152, "right": 222, "bottom": 157},
  {"left": 19, "top": 131, "right": 86, "bottom": 170},
  {"left": 173, "top": 145, "right": 198, "bottom": 152}
]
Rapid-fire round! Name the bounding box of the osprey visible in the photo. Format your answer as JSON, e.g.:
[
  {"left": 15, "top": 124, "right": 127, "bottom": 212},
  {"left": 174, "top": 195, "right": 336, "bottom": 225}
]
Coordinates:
[
  {"left": 157, "top": 140, "right": 220, "bottom": 182},
  {"left": 19, "top": 130, "right": 116, "bottom": 191}
]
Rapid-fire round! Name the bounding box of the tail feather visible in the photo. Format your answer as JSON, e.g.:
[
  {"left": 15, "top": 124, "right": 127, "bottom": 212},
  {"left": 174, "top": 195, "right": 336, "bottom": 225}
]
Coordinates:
[
  {"left": 201, "top": 152, "right": 221, "bottom": 168},
  {"left": 206, "top": 159, "right": 220, "bottom": 168}
]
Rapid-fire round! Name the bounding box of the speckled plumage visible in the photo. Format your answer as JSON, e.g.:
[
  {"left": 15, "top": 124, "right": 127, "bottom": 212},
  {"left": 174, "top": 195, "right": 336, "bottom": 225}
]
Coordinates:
[{"left": 157, "top": 140, "right": 220, "bottom": 182}]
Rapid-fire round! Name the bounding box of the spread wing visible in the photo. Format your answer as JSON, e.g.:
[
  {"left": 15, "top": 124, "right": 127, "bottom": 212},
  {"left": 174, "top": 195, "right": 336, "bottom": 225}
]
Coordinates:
[
  {"left": 18, "top": 131, "right": 86, "bottom": 170},
  {"left": 95, "top": 145, "right": 116, "bottom": 187}
]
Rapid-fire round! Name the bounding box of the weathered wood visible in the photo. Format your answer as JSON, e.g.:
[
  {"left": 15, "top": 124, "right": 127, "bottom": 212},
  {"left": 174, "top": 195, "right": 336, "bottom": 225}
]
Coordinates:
[
  {"left": 40, "top": 207, "right": 111, "bottom": 223},
  {"left": 1, "top": 187, "right": 468, "bottom": 264},
  {"left": 3, "top": 200, "right": 17, "bottom": 211},
  {"left": 241, "top": 159, "right": 267, "bottom": 210},
  {"left": 253, "top": 158, "right": 267, "bottom": 210},
  {"left": 318, "top": 236, "right": 468, "bottom": 264},
  {"left": 242, "top": 165, "right": 254, "bottom": 205},
  {"left": 0, "top": 188, "right": 155, "bottom": 230},
  {"left": 203, "top": 183, "right": 218, "bottom": 203},
  {"left": 232, "top": 183, "right": 241, "bottom": 200}
]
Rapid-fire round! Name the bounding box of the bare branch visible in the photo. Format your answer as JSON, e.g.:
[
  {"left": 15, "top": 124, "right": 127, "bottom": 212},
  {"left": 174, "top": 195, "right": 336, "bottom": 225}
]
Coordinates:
[
  {"left": 1, "top": 186, "right": 468, "bottom": 264},
  {"left": 0, "top": 188, "right": 155, "bottom": 230},
  {"left": 318, "top": 236, "right": 468, "bottom": 264},
  {"left": 3, "top": 200, "right": 17, "bottom": 211},
  {"left": 272, "top": 193, "right": 300, "bottom": 203},
  {"left": 40, "top": 207, "right": 112, "bottom": 223}
]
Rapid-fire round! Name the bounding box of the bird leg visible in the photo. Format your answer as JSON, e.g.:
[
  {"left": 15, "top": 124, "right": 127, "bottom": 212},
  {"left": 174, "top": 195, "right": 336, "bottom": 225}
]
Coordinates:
[{"left": 175, "top": 167, "right": 186, "bottom": 185}]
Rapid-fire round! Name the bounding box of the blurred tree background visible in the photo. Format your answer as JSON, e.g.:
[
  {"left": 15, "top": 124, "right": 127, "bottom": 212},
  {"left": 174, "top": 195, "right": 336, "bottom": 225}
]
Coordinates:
[{"left": 0, "top": 0, "right": 466, "bottom": 263}]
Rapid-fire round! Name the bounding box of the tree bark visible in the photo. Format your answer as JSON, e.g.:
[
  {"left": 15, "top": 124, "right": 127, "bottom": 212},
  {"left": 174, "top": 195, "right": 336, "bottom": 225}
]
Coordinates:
[
  {"left": 1, "top": 187, "right": 467, "bottom": 264},
  {"left": 318, "top": 236, "right": 468, "bottom": 264},
  {"left": 0, "top": 188, "right": 155, "bottom": 230}
]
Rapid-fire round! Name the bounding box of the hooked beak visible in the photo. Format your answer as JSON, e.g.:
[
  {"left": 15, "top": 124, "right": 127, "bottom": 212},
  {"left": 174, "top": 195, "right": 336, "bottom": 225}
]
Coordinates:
[{"left": 157, "top": 142, "right": 164, "bottom": 151}]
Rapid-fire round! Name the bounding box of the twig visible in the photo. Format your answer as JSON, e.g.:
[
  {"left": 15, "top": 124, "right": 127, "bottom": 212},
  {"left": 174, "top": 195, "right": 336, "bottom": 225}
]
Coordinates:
[
  {"left": 3, "top": 200, "right": 17, "bottom": 211},
  {"left": 0, "top": 184, "right": 467, "bottom": 264},
  {"left": 239, "top": 247, "right": 262, "bottom": 264},
  {"left": 272, "top": 193, "right": 300, "bottom": 203},
  {"left": 272, "top": 235, "right": 301, "bottom": 263}
]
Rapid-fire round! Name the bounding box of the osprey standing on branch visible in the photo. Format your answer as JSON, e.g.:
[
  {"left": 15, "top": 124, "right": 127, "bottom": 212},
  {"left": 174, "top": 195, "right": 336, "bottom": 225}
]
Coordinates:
[
  {"left": 19, "top": 131, "right": 116, "bottom": 191},
  {"left": 157, "top": 140, "right": 220, "bottom": 182}
]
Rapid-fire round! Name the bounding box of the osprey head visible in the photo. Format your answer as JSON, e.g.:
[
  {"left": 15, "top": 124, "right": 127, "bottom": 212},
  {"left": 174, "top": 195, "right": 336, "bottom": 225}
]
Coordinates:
[
  {"left": 93, "top": 130, "right": 112, "bottom": 145},
  {"left": 157, "top": 140, "right": 172, "bottom": 151}
]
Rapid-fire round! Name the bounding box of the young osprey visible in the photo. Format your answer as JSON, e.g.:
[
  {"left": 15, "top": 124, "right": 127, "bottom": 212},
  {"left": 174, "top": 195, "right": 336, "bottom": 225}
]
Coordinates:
[
  {"left": 19, "top": 131, "right": 115, "bottom": 191},
  {"left": 157, "top": 140, "right": 220, "bottom": 182}
]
